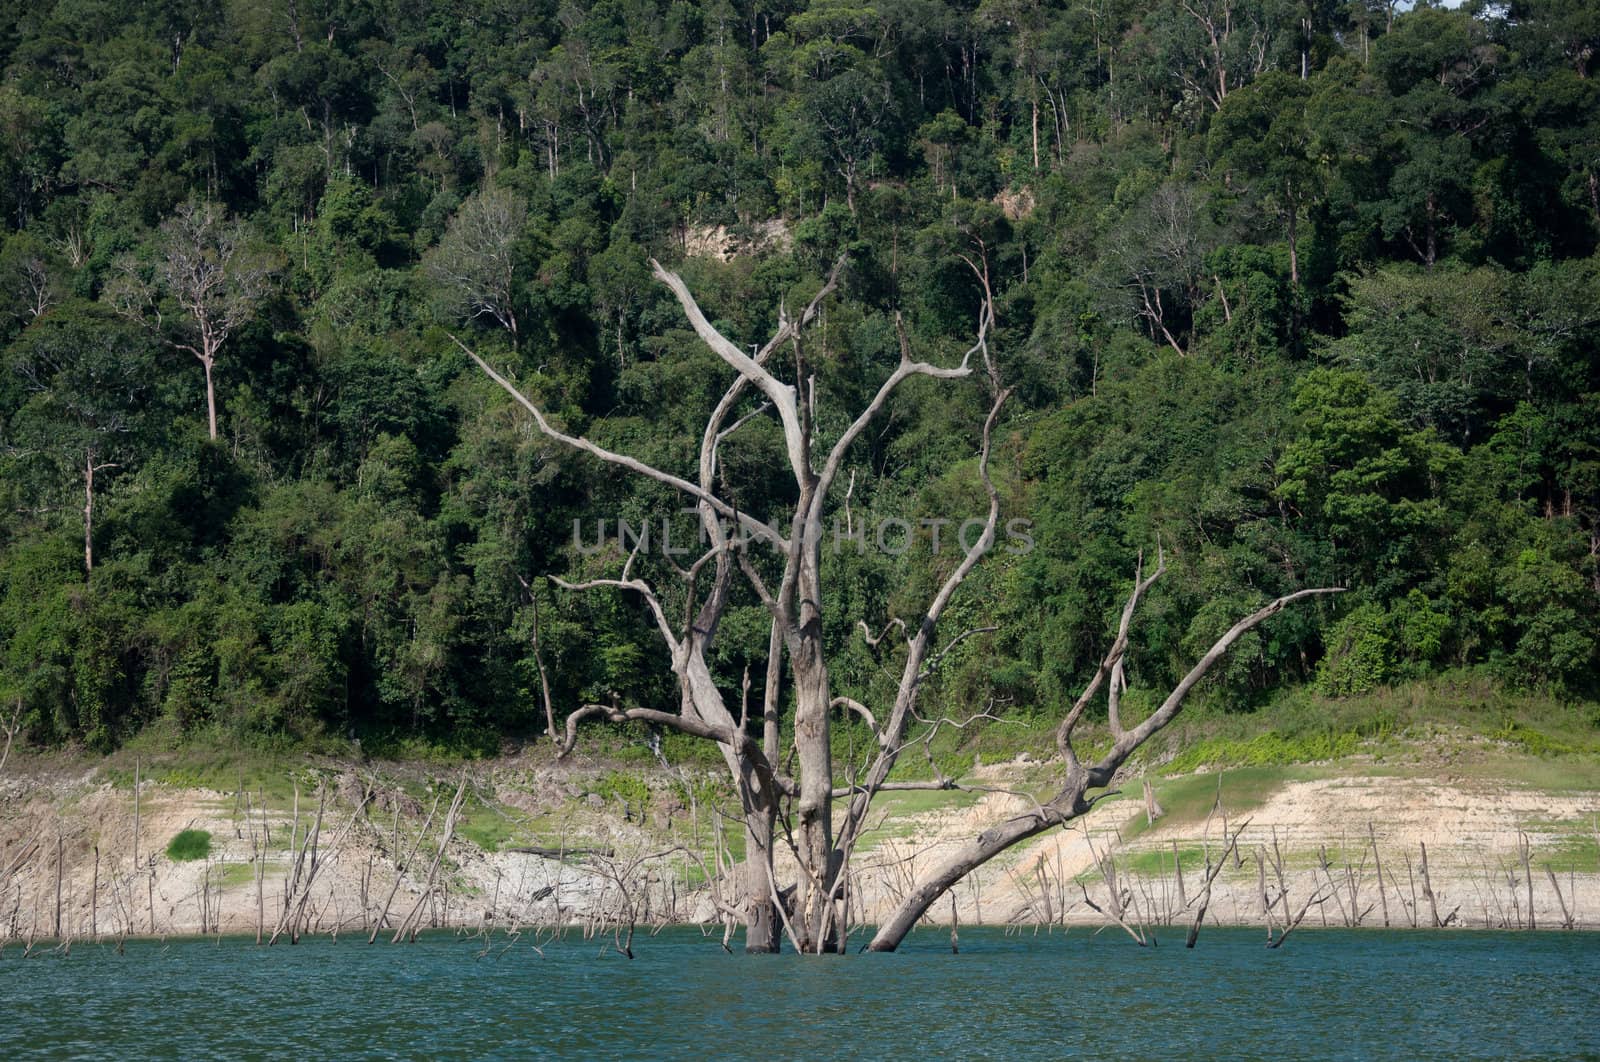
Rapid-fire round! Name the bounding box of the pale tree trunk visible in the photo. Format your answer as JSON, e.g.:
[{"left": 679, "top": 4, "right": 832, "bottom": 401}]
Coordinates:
[
  {"left": 517, "top": 575, "right": 560, "bottom": 742},
  {"left": 789, "top": 629, "right": 837, "bottom": 950},
  {"left": 743, "top": 620, "right": 785, "bottom": 951},
  {"left": 202, "top": 355, "right": 218, "bottom": 440},
  {"left": 0, "top": 698, "right": 21, "bottom": 779},
  {"left": 871, "top": 811, "right": 1063, "bottom": 949},
  {"left": 82, "top": 452, "right": 119, "bottom": 575},
  {"left": 83, "top": 453, "right": 95, "bottom": 575},
  {"left": 742, "top": 808, "right": 780, "bottom": 952},
  {"left": 1286, "top": 204, "right": 1300, "bottom": 287},
  {"left": 158, "top": 201, "right": 270, "bottom": 444},
  {"left": 1031, "top": 97, "right": 1040, "bottom": 172},
  {"left": 682, "top": 642, "right": 782, "bottom": 952}
]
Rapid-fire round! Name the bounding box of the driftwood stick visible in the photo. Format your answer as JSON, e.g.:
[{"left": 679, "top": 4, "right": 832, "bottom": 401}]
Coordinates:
[
  {"left": 369, "top": 790, "right": 441, "bottom": 944},
  {"left": 1419, "top": 842, "right": 1442, "bottom": 928},
  {"left": 1519, "top": 832, "right": 1535, "bottom": 931},
  {"left": 1543, "top": 866, "right": 1574, "bottom": 930},
  {"left": 53, "top": 832, "right": 63, "bottom": 939},
  {"left": 1186, "top": 818, "right": 1249, "bottom": 948},
  {"left": 393, "top": 777, "right": 468, "bottom": 943},
  {"left": 132, "top": 756, "right": 144, "bottom": 932},
  {"left": 0, "top": 697, "right": 21, "bottom": 778},
  {"left": 1368, "top": 823, "right": 1389, "bottom": 927}
]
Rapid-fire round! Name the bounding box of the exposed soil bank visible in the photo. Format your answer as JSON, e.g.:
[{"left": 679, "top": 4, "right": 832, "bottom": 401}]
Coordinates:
[{"left": 2, "top": 747, "right": 1596, "bottom": 943}]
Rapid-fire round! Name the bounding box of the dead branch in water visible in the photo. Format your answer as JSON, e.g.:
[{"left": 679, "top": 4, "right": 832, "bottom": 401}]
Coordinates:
[{"left": 392, "top": 776, "right": 468, "bottom": 943}]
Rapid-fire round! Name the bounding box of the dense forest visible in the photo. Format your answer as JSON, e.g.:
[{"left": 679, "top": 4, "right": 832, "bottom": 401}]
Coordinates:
[{"left": 0, "top": 0, "right": 1596, "bottom": 754}]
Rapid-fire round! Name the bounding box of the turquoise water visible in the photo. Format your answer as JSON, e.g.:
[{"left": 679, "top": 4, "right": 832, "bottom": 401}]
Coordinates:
[{"left": 2, "top": 927, "right": 1597, "bottom": 1060}]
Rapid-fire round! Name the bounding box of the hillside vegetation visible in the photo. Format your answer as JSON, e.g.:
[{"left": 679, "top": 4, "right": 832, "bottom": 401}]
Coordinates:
[{"left": 0, "top": 0, "right": 1596, "bottom": 756}]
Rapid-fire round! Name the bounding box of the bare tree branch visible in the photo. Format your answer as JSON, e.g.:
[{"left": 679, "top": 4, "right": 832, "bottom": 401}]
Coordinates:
[
  {"left": 454, "top": 334, "right": 785, "bottom": 549},
  {"left": 831, "top": 696, "right": 881, "bottom": 741},
  {"left": 866, "top": 570, "right": 1342, "bottom": 951}
]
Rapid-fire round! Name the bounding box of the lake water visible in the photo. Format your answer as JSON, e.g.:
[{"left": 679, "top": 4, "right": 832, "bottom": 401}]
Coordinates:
[{"left": 2, "top": 927, "right": 1596, "bottom": 1059}]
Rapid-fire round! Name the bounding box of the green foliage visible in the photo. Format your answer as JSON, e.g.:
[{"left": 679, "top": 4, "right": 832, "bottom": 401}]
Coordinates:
[
  {"left": 456, "top": 802, "right": 529, "bottom": 853},
  {"left": 165, "top": 829, "right": 212, "bottom": 862},
  {"left": 594, "top": 771, "right": 651, "bottom": 815},
  {"left": 1165, "top": 731, "right": 1363, "bottom": 773},
  {"left": 1316, "top": 603, "right": 1395, "bottom": 696},
  {"left": 0, "top": 0, "right": 1595, "bottom": 762}
]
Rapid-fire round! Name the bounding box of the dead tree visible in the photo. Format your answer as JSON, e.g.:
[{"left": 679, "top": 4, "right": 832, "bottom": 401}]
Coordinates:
[
  {"left": 1185, "top": 801, "right": 1248, "bottom": 949},
  {"left": 1517, "top": 832, "right": 1535, "bottom": 931},
  {"left": 392, "top": 777, "right": 467, "bottom": 943},
  {"left": 463, "top": 251, "right": 1003, "bottom": 953},
  {"left": 0, "top": 697, "right": 20, "bottom": 777},
  {"left": 464, "top": 252, "right": 1338, "bottom": 955},
  {"left": 1079, "top": 822, "right": 1149, "bottom": 946},
  {"left": 1419, "top": 841, "right": 1446, "bottom": 927},
  {"left": 1544, "top": 866, "right": 1575, "bottom": 930},
  {"left": 270, "top": 779, "right": 372, "bottom": 945},
  {"left": 426, "top": 188, "right": 526, "bottom": 347},
  {"left": 1368, "top": 822, "right": 1390, "bottom": 927},
  {"left": 1262, "top": 827, "right": 1331, "bottom": 948},
  {"left": 139, "top": 201, "right": 273, "bottom": 440},
  {"left": 368, "top": 789, "right": 442, "bottom": 944},
  {"left": 516, "top": 575, "right": 560, "bottom": 741}
]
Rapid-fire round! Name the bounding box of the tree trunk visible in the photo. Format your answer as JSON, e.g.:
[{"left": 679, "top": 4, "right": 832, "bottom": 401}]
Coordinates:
[
  {"left": 788, "top": 632, "right": 837, "bottom": 952},
  {"left": 202, "top": 355, "right": 218, "bottom": 440},
  {"left": 1423, "top": 194, "right": 1438, "bottom": 271},
  {"left": 1286, "top": 205, "right": 1300, "bottom": 287},
  {"left": 680, "top": 638, "right": 787, "bottom": 952},
  {"left": 743, "top": 810, "right": 780, "bottom": 953},
  {"left": 83, "top": 453, "right": 95, "bottom": 574},
  {"left": 526, "top": 583, "right": 558, "bottom": 741},
  {"left": 1031, "top": 97, "right": 1040, "bottom": 171},
  {"left": 868, "top": 805, "right": 1067, "bottom": 951},
  {"left": 744, "top": 620, "right": 785, "bottom": 952}
]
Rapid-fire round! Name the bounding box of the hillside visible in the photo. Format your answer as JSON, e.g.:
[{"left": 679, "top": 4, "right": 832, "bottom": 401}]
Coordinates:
[{"left": 0, "top": 0, "right": 1596, "bottom": 757}]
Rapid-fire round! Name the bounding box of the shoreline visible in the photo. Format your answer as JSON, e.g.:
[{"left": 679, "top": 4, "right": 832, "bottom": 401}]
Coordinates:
[
  {"left": 9, "top": 919, "right": 1600, "bottom": 954},
  {"left": 4, "top": 750, "right": 1598, "bottom": 945}
]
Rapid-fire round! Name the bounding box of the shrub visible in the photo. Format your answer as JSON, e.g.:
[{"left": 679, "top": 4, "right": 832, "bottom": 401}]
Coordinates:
[{"left": 166, "top": 828, "right": 212, "bottom": 862}]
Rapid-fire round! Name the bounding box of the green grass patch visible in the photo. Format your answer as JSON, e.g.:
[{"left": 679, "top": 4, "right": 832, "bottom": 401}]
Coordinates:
[
  {"left": 842, "top": 786, "right": 984, "bottom": 853},
  {"left": 166, "top": 829, "right": 212, "bottom": 862},
  {"left": 1122, "top": 845, "right": 1207, "bottom": 876},
  {"left": 593, "top": 770, "right": 651, "bottom": 814},
  {"left": 456, "top": 801, "right": 535, "bottom": 853},
  {"left": 1164, "top": 731, "right": 1361, "bottom": 773},
  {"left": 1115, "top": 766, "right": 1303, "bottom": 842},
  {"left": 1126, "top": 673, "right": 1600, "bottom": 774},
  {"left": 215, "top": 862, "right": 261, "bottom": 888},
  {"left": 1489, "top": 719, "right": 1595, "bottom": 758},
  {"left": 1545, "top": 832, "right": 1599, "bottom": 868},
  {"left": 1472, "top": 757, "right": 1600, "bottom": 791},
  {"left": 102, "top": 726, "right": 309, "bottom": 805},
  {"left": 356, "top": 725, "right": 503, "bottom": 762},
  {"left": 846, "top": 786, "right": 983, "bottom": 819}
]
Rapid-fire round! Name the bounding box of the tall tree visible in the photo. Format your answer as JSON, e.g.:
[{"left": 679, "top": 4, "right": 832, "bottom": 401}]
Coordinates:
[
  {"left": 149, "top": 201, "right": 274, "bottom": 441},
  {"left": 425, "top": 186, "right": 529, "bottom": 347},
  {"left": 1211, "top": 70, "right": 1320, "bottom": 286},
  {"left": 5, "top": 303, "right": 153, "bottom": 574}
]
